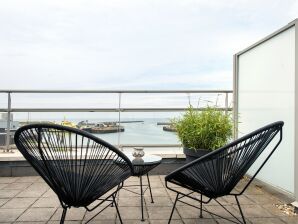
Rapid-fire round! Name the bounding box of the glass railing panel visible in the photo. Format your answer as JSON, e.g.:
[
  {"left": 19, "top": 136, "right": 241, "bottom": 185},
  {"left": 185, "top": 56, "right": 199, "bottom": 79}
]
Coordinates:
[{"left": 0, "top": 90, "right": 233, "bottom": 155}]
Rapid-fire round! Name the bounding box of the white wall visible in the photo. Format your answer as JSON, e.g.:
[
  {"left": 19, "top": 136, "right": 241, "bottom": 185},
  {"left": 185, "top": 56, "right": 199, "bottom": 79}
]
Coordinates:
[{"left": 238, "top": 26, "right": 295, "bottom": 194}]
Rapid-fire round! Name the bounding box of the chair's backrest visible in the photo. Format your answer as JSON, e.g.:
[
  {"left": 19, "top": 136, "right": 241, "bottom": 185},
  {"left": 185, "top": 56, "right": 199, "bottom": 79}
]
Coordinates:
[
  {"left": 14, "top": 123, "right": 133, "bottom": 207},
  {"left": 167, "top": 121, "right": 284, "bottom": 198}
]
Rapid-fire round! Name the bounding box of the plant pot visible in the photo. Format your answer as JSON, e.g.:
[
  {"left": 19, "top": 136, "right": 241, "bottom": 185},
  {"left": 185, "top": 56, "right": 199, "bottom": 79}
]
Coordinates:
[{"left": 183, "top": 147, "right": 210, "bottom": 163}]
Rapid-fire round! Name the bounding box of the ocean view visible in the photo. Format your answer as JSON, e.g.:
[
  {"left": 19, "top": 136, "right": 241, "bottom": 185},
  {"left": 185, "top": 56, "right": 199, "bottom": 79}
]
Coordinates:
[
  {"left": 18, "top": 117, "right": 180, "bottom": 146},
  {"left": 90, "top": 118, "right": 180, "bottom": 145}
]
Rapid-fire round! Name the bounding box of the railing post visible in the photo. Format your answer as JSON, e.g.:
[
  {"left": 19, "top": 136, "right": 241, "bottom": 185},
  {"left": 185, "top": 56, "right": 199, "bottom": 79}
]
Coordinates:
[
  {"left": 225, "top": 92, "right": 228, "bottom": 115},
  {"left": 5, "top": 92, "right": 11, "bottom": 153},
  {"left": 117, "top": 92, "right": 122, "bottom": 150}
]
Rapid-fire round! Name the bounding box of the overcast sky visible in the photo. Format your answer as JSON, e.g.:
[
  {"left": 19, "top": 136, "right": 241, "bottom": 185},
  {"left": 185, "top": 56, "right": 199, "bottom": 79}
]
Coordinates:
[
  {"left": 0, "top": 0, "right": 297, "bottom": 121},
  {"left": 1, "top": 0, "right": 297, "bottom": 91}
]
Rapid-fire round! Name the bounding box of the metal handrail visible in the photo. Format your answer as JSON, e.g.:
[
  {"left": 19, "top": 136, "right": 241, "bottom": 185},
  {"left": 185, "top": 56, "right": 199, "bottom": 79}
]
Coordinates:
[
  {"left": 0, "top": 89, "right": 233, "bottom": 152},
  {"left": 0, "top": 107, "right": 232, "bottom": 113},
  {"left": 0, "top": 89, "right": 232, "bottom": 93}
]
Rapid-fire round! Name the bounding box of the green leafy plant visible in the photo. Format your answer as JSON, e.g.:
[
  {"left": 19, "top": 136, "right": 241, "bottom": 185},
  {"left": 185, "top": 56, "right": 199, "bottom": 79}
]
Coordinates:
[{"left": 173, "top": 105, "right": 233, "bottom": 151}]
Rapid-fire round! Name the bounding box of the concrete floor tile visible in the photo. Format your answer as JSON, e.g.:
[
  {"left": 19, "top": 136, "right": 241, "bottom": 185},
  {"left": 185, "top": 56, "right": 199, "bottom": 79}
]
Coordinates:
[
  {"left": 16, "top": 189, "right": 46, "bottom": 198},
  {"left": 15, "top": 183, "right": 48, "bottom": 197},
  {"left": 118, "top": 206, "right": 148, "bottom": 220},
  {"left": 17, "top": 207, "right": 56, "bottom": 222},
  {"left": 147, "top": 187, "right": 168, "bottom": 197},
  {"left": 15, "top": 176, "right": 39, "bottom": 183},
  {"left": 0, "top": 177, "right": 19, "bottom": 184},
  {"left": 2, "top": 182, "right": 32, "bottom": 190},
  {"left": 51, "top": 207, "right": 86, "bottom": 221},
  {"left": 84, "top": 204, "right": 116, "bottom": 221},
  {"left": 147, "top": 175, "right": 161, "bottom": 181},
  {"left": 261, "top": 204, "right": 288, "bottom": 217},
  {"left": 28, "top": 182, "right": 49, "bottom": 191},
  {"left": 249, "top": 217, "right": 285, "bottom": 224},
  {"left": 145, "top": 196, "right": 172, "bottom": 207},
  {"left": 119, "top": 187, "right": 141, "bottom": 197},
  {"left": 0, "top": 198, "right": 9, "bottom": 207},
  {"left": 48, "top": 221, "right": 81, "bottom": 224},
  {"left": 224, "top": 195, "right": 255, "bottom": 205},
  {"left": 248, "top": 194, "right": 282, "bottom": 205},
  {"left": 0, "top": 189, "right": 21, "bottom": 198},
  {"left": 243, "top": 186, "right": 264, "bottom": 195},
  {"left": 0, "top": 208, "right": 26, "bottom": 222},
  {"left": 147, "top": 181, "right": 164, "bottom": 189},
  {"left": 204, "top": 205, "right": 239, "bottom": 219},
  {"left": 0, "top": 183, "right": 8, "bottom": 190},
  {"left": 280, "top": 217, "right": 298, "bottom": 223},
  {"left": 175, "top": 195, "right": 202, "bottom": 207},
  {"left": 215, "top": 218, "right": 252, "bottom": 224},
  {"left": 116, "top": 220, "right": 149, "bottom": 224},
  {"left": 91, "top": 220, "right": 118, "bottom": 224},
  {"left": 152, "top": 220, "right": 184, "bottom": 224},
  {"left": 41, "top": 188, "right": 57, "bottom": 197},
  {"left": 15, "top": 222, "right": 46, "bottom": 224},
  {"left": 147, "top": 206, "right": 179, "bottom": 220},
  {"left": 125, "top": 177, "right": 139, "bottom": 183},
  {"left": 176, "top": 206, "right": 212, "bottom": 219},
  {"left": 118, "top": 196, "right": 141, "bottom": 206},
  {"left": 2, "top": 197, "right": 37, "bottom": 208},
  {"left": 36, "top": 177, "right": 46, "bottom": 183},
  {"left": 183, "top": 219, "right": 217, "bottom": 224},
  {"left": 0, "top": 175, "right": 294, "bottom": 223},
  {"left": 32, "top": 196, "right": 60, "bottom": 208},
  {"left": 234, "top": 204, "right": 273, "bottom": 218}
]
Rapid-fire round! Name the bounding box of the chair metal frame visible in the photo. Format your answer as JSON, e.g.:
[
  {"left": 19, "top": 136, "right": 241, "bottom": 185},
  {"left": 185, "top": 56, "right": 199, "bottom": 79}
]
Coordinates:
[
  {"left": 14, "top": 123, "right": 134, "bottom": 224},
  {"left": 165, "top": 121, "right": 284, "bottom": 224}
]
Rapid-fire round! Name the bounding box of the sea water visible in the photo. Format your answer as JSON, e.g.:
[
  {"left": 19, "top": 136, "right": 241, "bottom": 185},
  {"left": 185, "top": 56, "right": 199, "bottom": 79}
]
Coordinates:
[
  {"left": 92, "top": 119, "right": 181, "bottom": 154},
  {"left": 16, "top": 117, "right": 182, "bottom": 154},
  {"left": 93, "top": 120, "right": 179, "bottom": 145}
]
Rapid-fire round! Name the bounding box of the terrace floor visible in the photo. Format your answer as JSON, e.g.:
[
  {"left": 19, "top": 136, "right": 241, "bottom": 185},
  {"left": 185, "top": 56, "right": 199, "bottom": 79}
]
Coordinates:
[{"left": 0, "top": 175, "right": 296, "bottom": 224}]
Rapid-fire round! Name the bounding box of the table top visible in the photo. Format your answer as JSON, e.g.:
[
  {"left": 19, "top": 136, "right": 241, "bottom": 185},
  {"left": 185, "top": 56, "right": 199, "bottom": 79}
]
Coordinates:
[{"left": 125, "top": 154, "right": 162, "bottom": 166}]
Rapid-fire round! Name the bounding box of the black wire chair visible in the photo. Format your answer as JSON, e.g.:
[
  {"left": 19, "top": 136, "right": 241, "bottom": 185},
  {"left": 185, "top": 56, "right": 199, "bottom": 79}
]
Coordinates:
[
  {"left": 165, "top": 121, "right": 284, "bottom": 224},
  {"left": 14, "top": 123, "right": 133, "bottom": 224}
]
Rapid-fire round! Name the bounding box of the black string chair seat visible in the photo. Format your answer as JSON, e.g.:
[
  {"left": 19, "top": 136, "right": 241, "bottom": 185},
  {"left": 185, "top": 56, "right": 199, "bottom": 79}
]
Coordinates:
[
  {"left": 14, "top": 123, "right": 133, "bottom": 223},
  {"left": 166, "top": 121, "right": 284, "bottom": 224}
]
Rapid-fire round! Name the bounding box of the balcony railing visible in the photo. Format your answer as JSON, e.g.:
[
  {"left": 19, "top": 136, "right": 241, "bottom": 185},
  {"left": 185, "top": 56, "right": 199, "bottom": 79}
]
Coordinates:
[{"left": 0, "top": 89, "right": 233, "bottom": 153}]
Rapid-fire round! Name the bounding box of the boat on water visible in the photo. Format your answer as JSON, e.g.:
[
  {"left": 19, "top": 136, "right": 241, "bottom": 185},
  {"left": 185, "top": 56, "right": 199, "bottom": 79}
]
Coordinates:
[
  {"left": 60, "top": 120, "right": 77, "bottom": 128},
  {"left": 163, "top": 125, "right": 176, "bottom": 132},
  {"left": 77, "top": 120, "right": 95, "bottom": 128},
  {"left": 81, "top": 122, "right": 124, "bottom": 134}
]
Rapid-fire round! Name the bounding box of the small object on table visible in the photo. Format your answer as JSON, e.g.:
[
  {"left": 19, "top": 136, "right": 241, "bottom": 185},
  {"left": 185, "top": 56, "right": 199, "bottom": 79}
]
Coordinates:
[
  {"left": 132, "top": 147, "right": 145, "bottom": 158},
  {"left": 121, "top": 153, "right": 162, "bottom": 221}
]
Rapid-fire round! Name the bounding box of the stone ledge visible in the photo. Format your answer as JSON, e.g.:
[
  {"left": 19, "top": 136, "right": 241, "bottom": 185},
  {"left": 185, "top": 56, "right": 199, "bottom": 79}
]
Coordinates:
[{"left": 0, "top": 156, "right": 186, "bottom": 177}]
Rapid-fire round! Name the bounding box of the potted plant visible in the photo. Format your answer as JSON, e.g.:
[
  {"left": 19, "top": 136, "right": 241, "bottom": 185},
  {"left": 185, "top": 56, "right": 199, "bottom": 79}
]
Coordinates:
[{"left": 173, "top": 105, "right": 233, "bottom": 162}]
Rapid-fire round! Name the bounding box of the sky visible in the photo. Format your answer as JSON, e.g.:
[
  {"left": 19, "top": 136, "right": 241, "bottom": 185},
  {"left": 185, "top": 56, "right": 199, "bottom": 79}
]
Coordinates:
[
  {"left": 0, "top": 0, "right": 297, "bottom": 119},
  {"left": 1, "top": 0, "right": 298, "bottom": 90}
]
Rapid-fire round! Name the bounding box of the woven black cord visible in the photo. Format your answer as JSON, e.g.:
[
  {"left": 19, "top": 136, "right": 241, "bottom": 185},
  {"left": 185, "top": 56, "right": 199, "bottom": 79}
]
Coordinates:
[
  {"left": 14, "top": 123, "right": 133, "bottom": 208},
  {"left": 165, "top": 121, "right": 284, "bottom": 198}
]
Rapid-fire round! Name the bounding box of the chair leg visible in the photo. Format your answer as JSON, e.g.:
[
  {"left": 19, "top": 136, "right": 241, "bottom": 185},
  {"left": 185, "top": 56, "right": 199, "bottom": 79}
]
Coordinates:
[
  {"left": 168, "top": 193, "right": 179, "bottom": 224},
  {"left": 140, "top": 175, "right": 145, "bottom": 221},
  {"left": 112, "top": 182, "right": 123, "bottom": 208},
  {"left": 146, "top": 173, "right": 154, "bottom": 203},
  {"left": 200, "top": 194, "right": 203, "bottom": 218},
  {"left": 235, "top": 196, "right": 246, "bottom": 224},
  {"left": 60, "top": 207, "right": 67, "bottom": 224},
  {"left": 113, "top": 194, "right": 123, "bottom": 224}
]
